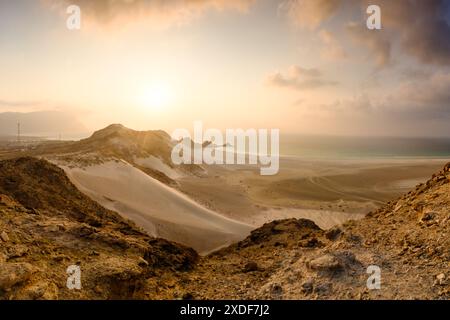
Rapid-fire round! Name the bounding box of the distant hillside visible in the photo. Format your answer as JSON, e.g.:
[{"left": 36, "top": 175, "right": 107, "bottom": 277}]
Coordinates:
[
  {"left": 14, "top": 123, "right": 205, "bottom": 184},
  {"left": 0, "top": 111, "right": 87, "bottom": 138}
]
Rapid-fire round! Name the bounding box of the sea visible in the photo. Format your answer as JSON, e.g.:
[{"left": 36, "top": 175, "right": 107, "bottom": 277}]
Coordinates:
[{"left": 280, "top": 135, "right": 450, "bottom": 159}]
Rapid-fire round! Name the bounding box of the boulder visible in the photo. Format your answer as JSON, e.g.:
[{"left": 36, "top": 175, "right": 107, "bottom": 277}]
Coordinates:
[
  {"left": 0, "top": 231, "right": 9, "bottom": 242},
  {"left": 308, "top": 254, "right": 342, "bottom": 271},
  {"left": 243, "top": 261, "right": 259, "bottom": 273}
]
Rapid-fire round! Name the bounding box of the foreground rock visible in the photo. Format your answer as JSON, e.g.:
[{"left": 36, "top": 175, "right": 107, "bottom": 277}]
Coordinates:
[{"left": 0, "top": 157, "right": 198, "bottom": 299}]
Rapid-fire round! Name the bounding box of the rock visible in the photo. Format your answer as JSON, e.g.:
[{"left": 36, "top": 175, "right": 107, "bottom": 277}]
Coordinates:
[
  {"left": 325, "top": 227, "right": 342, "bottom": 241},
  {"left": 274, "top": 241, "right": 287, "bottom": 247},
  {"left": 243, "top": 261, "right": 259, "bottom": 273},
  {"left": 94, "top": 285, "right": 103, "bottom": 294},
  {"left": 0, "top": 231, "right": 9, "bottom": 242},
  {"left": 314, "top": 282, "right": 332, "bottom": 295},
  {"left": 138, "top": 257, "right": 149, "bottom": 267},
  {"left": 394, "top": 202, "right": 403, "bottom": 212},
  {"left": 6, "top": 245, "right": 29, "bottom": 259},
  {"left": 270, "top": 283, "right": 283, "bottom": 298},
  {"left": 182, "top": 292, "right": 194, "bottom": 300},
  {"left": 444, "top": 162, "right": 450, "bottom": 172},
  {"left": 301, "top": 278, "right": 314, "bottom": 294},
  {"left": 0, "top": 262, "right": 35, "bottom": 290},
  {"left": 436, "top": 273, "right": 446, "bottom": 286},
  {"left": 308, "top": 254, "right": 342, "bottom": 271},
  {"left": 53, "top": 254, "right": 70, "bottom": 262},
  {"left": 0, "top": 194, "right": 17, "bottom": 207},
  {"left": 418, "top": 210, "right": 435, "bottom": 222},
  {"left": 15, "top": 281, "right": 59, "bottom": 300},
  {"left": 299, "top": 237, "right": 323, "bottom": 248}
]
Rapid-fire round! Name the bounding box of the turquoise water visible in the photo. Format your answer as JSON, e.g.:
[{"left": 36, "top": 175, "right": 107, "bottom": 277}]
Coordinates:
[{"left": 280, "top": 135, "right": 450, "bottom": 159}]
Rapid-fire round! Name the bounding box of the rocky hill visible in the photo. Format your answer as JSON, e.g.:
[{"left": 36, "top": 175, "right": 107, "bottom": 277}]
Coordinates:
[
  {"left": 172, "top": 163, "right": 449, "bottom": 300},
  {"left": 0, "top": 157, "right": 197, "bottom": 299},
  {"left": 6, "top": 124, "right": 204, "bottom": 186},
  {"left": 0, "top": 157, "right": 448, "bottom": 300}
]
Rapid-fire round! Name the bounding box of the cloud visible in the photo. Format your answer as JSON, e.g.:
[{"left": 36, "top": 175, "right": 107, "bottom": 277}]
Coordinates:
[
  {"left": 296, "top": 72, "right": 450, "bottom": 136},
  {"left": 319, "top": 30, "right": 347, "bottom": 61},
  {"left": 265, "top": 65, "right": 338, "bottom": 90},
  {"left": 382, "top": 0, "right": 450, "bottom": 66},
  {"left": 382, "top": 72, "right": 450, "bottom": 118},
  {"left": 308, "top": 71, "right": 450, "bottom": 121},
  {"left": 0, "top": 99, "right": 42, "bottom": 111},
  {"left": 281, "top": 0, "right": 343, "bottom": 29},
  {"left": 44, "top": 0, "right": 255, "bottom": 28},
  {"left": 0, "top": 99, "right": 39, "bottom": 107},
  {"left": 282, "top": 0, "right": 450, "bottom": 67},
  {"left": 346, "top": 22, "right": 391, "bottom": 67}
]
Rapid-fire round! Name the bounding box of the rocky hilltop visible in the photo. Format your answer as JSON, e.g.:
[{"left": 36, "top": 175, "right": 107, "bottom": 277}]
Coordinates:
[
  {"left": 0, "top": 157, "right": 448, "bottom": 300},
  {"left": 5, "top": 124, "right": 204, "bottom": 186}
]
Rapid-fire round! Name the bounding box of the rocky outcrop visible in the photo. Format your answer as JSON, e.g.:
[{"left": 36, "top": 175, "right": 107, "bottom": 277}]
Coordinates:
[
  {"left": 0, "top": 157, "right": 198, "bottom": 300},
  {"left": 170, "top": 162, "right": 450, "bottom": 300}
]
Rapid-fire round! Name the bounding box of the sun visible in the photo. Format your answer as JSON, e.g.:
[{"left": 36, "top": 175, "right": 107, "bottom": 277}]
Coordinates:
[{"left": 139, "top": 83, "right": 173, "bottom": 111}]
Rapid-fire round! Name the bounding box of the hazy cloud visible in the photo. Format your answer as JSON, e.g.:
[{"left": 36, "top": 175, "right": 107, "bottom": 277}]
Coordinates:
[
  {"left": 45, "top": 0, "right": 255, "bottom": 27},
  {"left": 346, "top": 22, "right": 391, "bottom": 67},
  {"left": 281, "top": 0, "right": 343, "bottom": 29},
  {"left": 265, "top": 65, "right": 338, "bottom": 90},
  {"left": 283, "top": 0, "right": 450, "bottom": 67},
  {"left": 378, "top": 0, "right": 450, "bottom": 66},
  {"left": 383, "top": 72, "right": 450, "bottom": 118},
  {"left": 0, "top": 110, "right": 87, "bottom": 136},
  {"left": 319, "top": 30, "right": 347, "bottom": 61},
  {"left": 400, "top": 69, "right": 432, "bottom": 81},
  {"left": 0, "top": 99, "right": 42, "bottom": 111},
  {"left": 310, "top": 71, "right": 450, "bottom": 121}
]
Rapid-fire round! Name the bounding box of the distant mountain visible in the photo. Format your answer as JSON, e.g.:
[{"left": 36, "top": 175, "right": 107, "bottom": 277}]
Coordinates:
[{"left": 0, "top": 111, "right": 87, "bottom": 138}]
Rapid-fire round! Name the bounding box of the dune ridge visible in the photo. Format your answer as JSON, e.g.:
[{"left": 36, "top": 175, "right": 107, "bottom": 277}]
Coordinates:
[{"left": 62, "top": 160, "right": 252, "bottom": 254}]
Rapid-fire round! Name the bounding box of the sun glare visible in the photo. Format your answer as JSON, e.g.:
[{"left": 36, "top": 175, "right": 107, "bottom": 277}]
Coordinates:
[{"left": 139, "top": 83, "right": 173, "bottom": 111}]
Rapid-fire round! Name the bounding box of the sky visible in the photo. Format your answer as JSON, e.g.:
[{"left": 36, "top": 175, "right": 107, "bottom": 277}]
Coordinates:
[{"left": 0, "top": 0, "right": 450, "bottom": 137}]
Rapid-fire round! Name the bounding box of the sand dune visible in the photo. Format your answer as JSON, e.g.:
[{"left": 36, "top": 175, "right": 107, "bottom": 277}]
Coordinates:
[
  {"left": 177, "top": 157, "right": 449, "bottom": 227},
  {"left": 134, "top": 156, "right": 182, "bottom": 180},
  {"left": 61, "top": 160, "right": 252, "bottom": 254}
]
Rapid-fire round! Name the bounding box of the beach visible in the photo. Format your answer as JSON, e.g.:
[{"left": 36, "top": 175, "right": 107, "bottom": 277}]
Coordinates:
[{"left": 177, "top": 156, "right": 449, "bottom": 227}]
